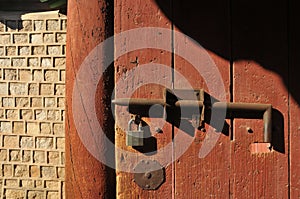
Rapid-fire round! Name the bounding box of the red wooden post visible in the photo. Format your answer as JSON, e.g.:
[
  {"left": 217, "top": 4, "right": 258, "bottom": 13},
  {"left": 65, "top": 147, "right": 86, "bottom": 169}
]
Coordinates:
[{"left": 65, "top": 0, "right": 115, "bottom": 198}]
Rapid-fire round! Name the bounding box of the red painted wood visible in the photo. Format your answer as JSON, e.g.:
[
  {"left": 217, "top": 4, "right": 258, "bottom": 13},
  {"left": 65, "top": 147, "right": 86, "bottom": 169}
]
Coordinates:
[
  {"left": 173, "top": 1, "right": 231, "bottom": 198},
  {"left": 114, "top": 0, "right": 174, "bottom": 198},
  {"left": 65, "top": 0, "right": 115, "bottom": 198},
  {"left": 231, "top": 1, "right": 289, "bottom": 198},
  {"left": 289, "top": 0, "right": 300, "bottom": 197}
]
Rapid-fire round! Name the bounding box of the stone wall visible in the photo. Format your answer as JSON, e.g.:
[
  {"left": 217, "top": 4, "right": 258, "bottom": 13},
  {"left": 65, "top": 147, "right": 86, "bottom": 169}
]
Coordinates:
[{"left": 0, "top": 11, "right": 66, "bottom": 198}]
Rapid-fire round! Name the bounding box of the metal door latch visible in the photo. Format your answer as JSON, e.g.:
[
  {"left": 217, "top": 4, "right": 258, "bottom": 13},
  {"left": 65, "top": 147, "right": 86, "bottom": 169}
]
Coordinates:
[{"left": 113, "top": 88, "right": 272, "bottom": 144}]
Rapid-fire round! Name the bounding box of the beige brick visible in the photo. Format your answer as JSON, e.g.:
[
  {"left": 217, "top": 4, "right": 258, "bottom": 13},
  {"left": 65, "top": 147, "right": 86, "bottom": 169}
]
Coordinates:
[
  {"left": 29, "top": 83, "right": 39, "bottom": 95},
  {"left": 13, "top": 33, "right": 28, "bottom": 44},
  {"left": 0, "top": 34, "right": 10, "bottom": 45},
  {"left": 10, "top": 83, "right": 28, "bottom": 95},
  {"left": 41, "top": 123, "right": 51, "bottom": 134},
  {"left": 33, "top": 69, "right": 43, "bottom": 81},
  {"left": 18, "top": 46, "right": 30, "bottom": 55},
  {"left": 4, "top": 189, "right": 25, "bottom": 199},
  {"left": 22, "top": 150, "right": 31, "bottom": 162},
  {"left": 20, "top": 136, "right": 34, "bottom": 148},
  {"left": 21, "top": 109, "right": 33, "bottom": 120},
  {"left": 6, "top": 109, "right": 19, "bottom": 120},
  {"left": 41, "top": 83, "right": 53, "bottom": 95},
  {"left": 41, "top": 57, "right": 52, "bottom": 67},
  {"left": 12, "top": 58, "right": 26, "bottom": 67},
  {"left": 4, "top": 69, "right": 17, "bottom": 80},
  {"left": 0, "top": 82, "right": 8, "bottom": 94},
  {"left": 55, "top": 84, "right": 65, "bottom": 95},
  {"left": 0, "top": 149, "right": 7, "bottom": 161},
  {"left": 6, "top": 46, "right": 16, "bottom": 56},
  {"left": 13, "top": 121, "right": 24, "bottom": 134},
  {"left": 35, "top": 180, "right": 43, "bottom": 188},
  {"left": 19, "top": 70, "right": 31, "bottom": 81},
  {"left": 34, "top": 151, "right": 45, "bottom": 163},
  {"left": 57, "top": 98, "right": 65, "bottom": 108},
  {"left": 56, "top": 33, "right": 66, "bottom": 43},
  {"left": 5, "top": 179, "right": 18, "bottom": 187},
  {"left": 45, "top": 180, "right": 59, "bottom": 189},
  {"left": 30, "top": 33, "right": 43, "bottom": 44},
  {"left": 28, "top": 57, "right": 39, "bottom": 67},
  {"left": 3, "top": 164, "right": 12, "bottom": 177},
  {"left": 45, "top": 70, "right": 58, "bottom": 82},
  {"left": 36, "top": 137, "right": 53, "bottom": 149},
  {"left": 32, "top": 46, "right": 45, "bottom": 55},
  {"left": 16, "top": 97, "right": 29, "bottom": 107},
  {"left": 56, "top": 137, "right": 65, "bottom": 150},
  {"left": 28, "top": 191, "right": 44, "bottom": 199},
  {"left": 19, "top": 20, "right": 33, "bottom": 31},
  {"left": 44, "top": 33, "right": 55, "bottom": 43},
  {"left": 1, "top": 122, "right": 13, "bottom": 133},
  {"left": 35, "top": 110, "right": 47, "bottom": 120},
  {"left": 31, "top": 97, "right": 42, "bottom": 107},
  {"left": 57, "top": 167, "right": 65, "bottom": 179},
  {"left": 30, "top": 165, "right": 40, "bottom": 177},
  {"left": 47, "top": 110, "right": 60, "bottom": 121},
  {"left": 54, "top": 57, "right": 65, "bottom": 67},
  {"left": 47, "top": 20, "right": 59, "bottom": 31},
  {"left": 0, "top": 58, "right": 11, "bottom": 67},
  {"left": 10, "top": 150, "right": 21, "bottom": 161},
  {"left": 14, "top": 164, "right": 29, "bottom": 177},
  {"left": 27, "top": 122, "right": 40, "bottom": 134},
  {"left": 45, "top": 97, "right": 56, "bottom": 107},
  {"left": 34, "top": 20, "right": 44, "bottom": 31},
  {"left": 21, "top": 179, "right": 34, "bottom": 188},
  {"left": 47, "top": 192, "right": 59, "bottom": 199},
  {"left": 47, "top": 45, "right": 60, "bottom": 55},
  {"left": 2, "top": 97, "right": 14, "bottom": 107},
  {"left": 41, "top": 166, "right": 56, "bottom": 178},
  {"left": 48, "top": 151, "right": 59, "bottom": 164}
]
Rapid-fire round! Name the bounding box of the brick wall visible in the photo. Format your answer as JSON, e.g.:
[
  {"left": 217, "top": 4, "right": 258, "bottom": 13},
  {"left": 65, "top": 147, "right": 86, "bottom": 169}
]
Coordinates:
[{"left": 0, "top": 11, "right": 66, "bottom": 198}]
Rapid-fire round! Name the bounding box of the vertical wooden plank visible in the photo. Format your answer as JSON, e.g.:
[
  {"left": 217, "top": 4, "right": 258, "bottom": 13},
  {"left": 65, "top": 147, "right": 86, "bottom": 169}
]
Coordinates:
[
  {"left": 289, "top": 0, "right": 300, "bottom": 197},
  {"left": 114, "top": 0, "right": 174, "bottom": 198},
  {"left": 172, "top": 1, "right": 231, "bottom": 198},
  {"left": 232, "top": 0, "right": 289, "bottom": 198},
  {"left": 65, "top": 0, "right": 115, "bottom": 198}
]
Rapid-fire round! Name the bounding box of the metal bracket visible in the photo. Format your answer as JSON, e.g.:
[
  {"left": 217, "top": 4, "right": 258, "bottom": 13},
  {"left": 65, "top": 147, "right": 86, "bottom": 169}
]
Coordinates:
[
  {"left": 112, "top": 88, "right": 272, "bottom": 144},
  {"left": 133, "top": 160, "right": 165, "bottom": 190}
]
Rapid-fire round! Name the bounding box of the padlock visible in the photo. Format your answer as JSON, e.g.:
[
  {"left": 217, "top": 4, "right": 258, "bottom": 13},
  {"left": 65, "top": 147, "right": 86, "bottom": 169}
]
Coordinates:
[{"left": 126, "top": 119, "right": 144, "bottom": 146}]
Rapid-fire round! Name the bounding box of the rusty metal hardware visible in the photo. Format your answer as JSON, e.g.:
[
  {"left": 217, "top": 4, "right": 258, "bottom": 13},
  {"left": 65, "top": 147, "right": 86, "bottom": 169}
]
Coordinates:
[
  {"left": 113, "top": 88, "right": 272, "bottom": 143},
  {"left": 126, "top": 118, "right": 144, "bottom": 146},
  {"left": 133, "top": 160, "right": 165, "bottom": 190}
]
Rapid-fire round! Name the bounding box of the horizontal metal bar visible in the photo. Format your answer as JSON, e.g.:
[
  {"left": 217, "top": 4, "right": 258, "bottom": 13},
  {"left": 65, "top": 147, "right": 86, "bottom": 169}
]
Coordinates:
[
  {"left": 212, "top": 102, "right": 271, "bottom": 112},
  {"left": 174, "top": 100, "right": 204, "bottom": 109},
  {"left": 212, "top": 102, "right": 272, "bottom": 143},
  {"left": 112, "top": 98, "right": 166, "bottom": 107},
  {"left": 112, "top": 98, "right": 272, "bottom": 143}
]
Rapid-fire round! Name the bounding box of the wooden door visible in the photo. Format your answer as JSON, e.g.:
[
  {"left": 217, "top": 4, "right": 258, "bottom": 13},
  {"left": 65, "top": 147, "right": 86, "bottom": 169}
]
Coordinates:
[{"left": 114, "top": 0, "right": 293, "bottom": 198}]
